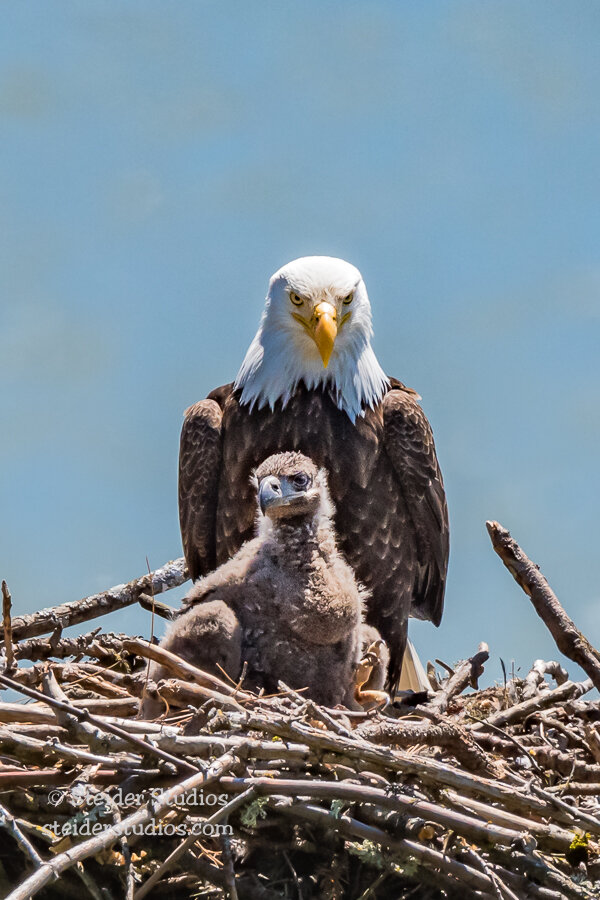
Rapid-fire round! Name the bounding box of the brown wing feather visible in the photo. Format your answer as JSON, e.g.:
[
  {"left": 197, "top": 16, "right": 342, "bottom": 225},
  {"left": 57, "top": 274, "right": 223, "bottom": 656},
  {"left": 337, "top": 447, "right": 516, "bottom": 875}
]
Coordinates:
[
  {"left": 178, "top": 398, "right": 224, "bottom": 581},
  {"left": 382, "top": 382, "right": 449, "bottom": 627}
]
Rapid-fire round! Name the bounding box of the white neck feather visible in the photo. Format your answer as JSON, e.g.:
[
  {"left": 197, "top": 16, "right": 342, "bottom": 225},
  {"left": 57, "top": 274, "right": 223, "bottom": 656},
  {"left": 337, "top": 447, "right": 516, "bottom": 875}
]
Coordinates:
[{"left": 234, "top": 309, "right": 389, "bottom": 422}]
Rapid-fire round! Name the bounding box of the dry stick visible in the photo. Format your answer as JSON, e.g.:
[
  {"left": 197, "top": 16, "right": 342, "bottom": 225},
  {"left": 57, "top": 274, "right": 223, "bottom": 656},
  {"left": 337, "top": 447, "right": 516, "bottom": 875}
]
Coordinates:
[
  {"left": 0, "top": 725, "right": 274, "bottom": 770},
  {"left": 42, "top": 664, "right": 130, "bottom": 753},
  {"left": 13, "top": 631, "right": 134, "bottom": 664},
  {"left": 278, "top": 680, "right": 353, "bottom": 738},
  {"left": 95, "top": 731, "right": 314, "bottom": 765},
  {"left": 491, "top": 856, "right": 593, "bottom": 900},
  {"left": 466, "top": 712, "right": 546, "bottom": 778},
  {"left": 277, "top": 801, "right": 559, "bottom": 900},
  {"left": 99, "top": 793, "right": 134, "bottom": 900},
  {"left": 356, "top": 873, "right": 388, "bottom": 900},
  {"left": 167, "top": 728, "right": 586, "bottom": 828},
  {"left": 475, "top": 729, "right": 600, "bottom": 782},
  {"left": 142, "top": 558, "right": 157, "bottom": 712},
  {"left": 133, "top": 787, "right": 255, "bottom": 900},
  {"left": 528, "top": 782, "right": 600, "bottom": 834},
  {"left": 0, "top": 799, "right": 43, "bottom": 867},
  {"left": 356, "top": 717, "right": 496, "bottom": 775},
  {"left": 6, "top": 558, "right": 188, "bottom": 642},
  {"left": 123, "top": 638, "right": 250, "bottom": 701},
  {"left": 3, "top": 704, "right": 587, "bottom": 840},
  {"left": 0, "top": 696, "right": 139, "bottom": 724},
  {"left": 529, "top": 744, "right": 600, "bottom": 782},
  {"left": 9, "top": 659, "right": 129, "bottom": 697},
  {"left": 488, "top": 845, "right": 596, "bottom": 900},
  {"left": 443, "top": 789, "right": 575, "bottom": 850},
  {"left": 0, "top": 671, "right": 199, "bottom": 775},
  {"left": 5, "top": 724, "right": 67, "bottom": 741},
  {"left": 583, "top": 723, "right": 600, "bottom": 764},
  {"left": 0, "top": 724, "right": 56, "bottom": 765},
  {"left": 486, "top": 521, "right": 600, "bottom": 691},
  {"left": 154, "top": 677, "right": 245, "bottom": 712},
  {"left": 1, "top": 580, "right": 15, "bottom": 671},
  {"left": 1, "top": 698, "right": 593, "bottom": 839},
  {"left": 15, "top": 660, "right": 150, "bottom": 697},
  {"left": 426, "top": 642, "right": 489, "bottom": 713},
  {"left": 522, "top": 659, "right": 568, "bottom": 700},
  {"left": 565, "top": 698, "right": 600, "bottom": 718},
  {"left": 467, "top": 713, "right": 600, "bottom": 833},
  {"left": 56, "top": 668, "right": 134, "bottom": 700},
  {"left": 0, "top": 768, "right": 120, "bottom": 789},
  {"left": 547, "top": 782, "right": 600, "bottom": 796},
  {"left": 220, "top": 833, "right": 239, "bottom": 900},
  {"left": 137, "top": 592, "right": 175, "bottom": 621},
  {"left": 458, "top": 844, "right": 520, "bottom": 900},
  {"left": 474, "top": 677, "right": 593, "bottom": 729},
  {"left": 232, "top": 706, "right": 600, "bottom": 828},
  {"left": 216, "top": 776, "right": 576, "bottom": 853},
  {"left": 476, "top": 723, "right": 600, "bottom": 834},
  {"left": 1, "top": 704, "right": 165, "bottom": 736},
  {"left": 4, "top": 749, "right": 242, "bottom": 900},
  {"left": 435, "top": 658, "right": 455, "bottom": 677},
  {"left": 534, "top": 714, "right": 592, "bottom": 755},
  {"left": 238, "top": 707, "right": 504, "bottom": 791},
  {"left": 46, "top": 740, "right": 140, "bottom": 770},
  {"left": 0, "top": 717, "right": 537, "bottom": 816}
]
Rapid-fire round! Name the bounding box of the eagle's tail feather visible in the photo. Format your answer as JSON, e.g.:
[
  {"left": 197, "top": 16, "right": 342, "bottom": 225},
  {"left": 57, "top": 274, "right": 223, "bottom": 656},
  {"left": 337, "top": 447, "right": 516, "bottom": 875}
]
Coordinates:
[{"left": 397, "top": 639, "right": 430, "bottom": 693}]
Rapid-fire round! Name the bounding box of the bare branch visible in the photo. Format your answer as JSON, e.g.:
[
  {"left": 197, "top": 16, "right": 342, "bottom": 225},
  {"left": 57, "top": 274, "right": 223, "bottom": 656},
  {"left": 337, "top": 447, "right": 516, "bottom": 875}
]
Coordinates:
[
  {"left": 1, "top": 581, "right": 15, "bottom": 672},
  {"left": 486, "top": 521, "right": 600, "bottom": 690},
  {"left": 7, "top": 558, "right": 188, "bottom": 642},
  {"left": 426, "top": 643, "right": 489, "bottom": 713}
]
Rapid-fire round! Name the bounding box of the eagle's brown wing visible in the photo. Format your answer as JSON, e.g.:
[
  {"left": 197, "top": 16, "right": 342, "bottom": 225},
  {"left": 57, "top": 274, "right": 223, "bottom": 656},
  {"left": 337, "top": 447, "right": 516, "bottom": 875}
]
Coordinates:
[
  {"left": 179, "top": 390, "right": 228, "bottom": 581},
  {"left": 382, "top": 382, "right": 449, "bottom": 628}
]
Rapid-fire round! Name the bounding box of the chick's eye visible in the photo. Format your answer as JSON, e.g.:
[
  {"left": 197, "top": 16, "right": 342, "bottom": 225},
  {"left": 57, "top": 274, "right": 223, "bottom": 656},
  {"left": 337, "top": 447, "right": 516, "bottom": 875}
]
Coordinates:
[
  {"left": 293, "top": 472, "right": 309, "bottom": 489},
  {"left": 342, "top": 292, "right": 354, "bottom": 305},
  {"left": 289, "top": 291, "right": 303, "bottom": 307}
]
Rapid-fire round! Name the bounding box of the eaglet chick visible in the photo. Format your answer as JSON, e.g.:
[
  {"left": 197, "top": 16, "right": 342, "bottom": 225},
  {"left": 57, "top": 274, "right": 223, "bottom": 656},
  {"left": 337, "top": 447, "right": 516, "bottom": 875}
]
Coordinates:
[{"left": 142, "top": 451, "right": 388, "bottom": 714}]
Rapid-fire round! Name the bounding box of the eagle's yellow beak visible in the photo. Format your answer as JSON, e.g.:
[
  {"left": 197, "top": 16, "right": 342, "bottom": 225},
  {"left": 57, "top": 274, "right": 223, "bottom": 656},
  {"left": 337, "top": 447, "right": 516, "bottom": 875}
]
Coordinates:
[{"left": 311, "top": 301, "right": 337, "bottom": 368}]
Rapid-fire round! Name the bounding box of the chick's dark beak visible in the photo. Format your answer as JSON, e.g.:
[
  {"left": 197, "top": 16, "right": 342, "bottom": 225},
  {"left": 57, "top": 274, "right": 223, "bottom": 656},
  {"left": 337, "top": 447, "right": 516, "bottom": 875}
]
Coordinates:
[
  {"left": 258, "top": 475, "right": 283, "bottom": 514},
  {"left": 258, "top": 474, "right": 311, "bottom": 516}
]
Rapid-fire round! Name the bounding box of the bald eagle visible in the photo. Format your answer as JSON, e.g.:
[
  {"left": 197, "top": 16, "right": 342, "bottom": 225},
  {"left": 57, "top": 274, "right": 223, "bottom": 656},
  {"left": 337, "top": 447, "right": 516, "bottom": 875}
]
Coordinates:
[
  {"left": 144, "top": 452, "right": 383, "bottom": 713},
  {"left": 179, "top": 256, "right": 449, "bottom": 690}
]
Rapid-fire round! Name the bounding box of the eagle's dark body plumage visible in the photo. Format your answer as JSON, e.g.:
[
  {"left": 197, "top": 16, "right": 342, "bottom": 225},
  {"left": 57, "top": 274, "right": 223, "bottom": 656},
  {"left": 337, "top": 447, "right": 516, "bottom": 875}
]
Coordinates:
[{"left": 179, "top": 377, "right": 448, "bottom": 689}]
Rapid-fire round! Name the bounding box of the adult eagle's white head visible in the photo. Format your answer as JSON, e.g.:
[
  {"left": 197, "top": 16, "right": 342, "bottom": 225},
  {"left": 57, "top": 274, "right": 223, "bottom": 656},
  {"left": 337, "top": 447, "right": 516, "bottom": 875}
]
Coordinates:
[{"left": 234, "top": 256, "right": 389, "bottom": 421}]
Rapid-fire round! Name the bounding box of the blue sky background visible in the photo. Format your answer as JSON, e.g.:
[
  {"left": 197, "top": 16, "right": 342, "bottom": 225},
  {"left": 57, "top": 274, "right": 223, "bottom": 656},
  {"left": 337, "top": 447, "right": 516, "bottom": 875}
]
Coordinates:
[{"left": 1, "top": 1, "right": 599, "bottom": 686}]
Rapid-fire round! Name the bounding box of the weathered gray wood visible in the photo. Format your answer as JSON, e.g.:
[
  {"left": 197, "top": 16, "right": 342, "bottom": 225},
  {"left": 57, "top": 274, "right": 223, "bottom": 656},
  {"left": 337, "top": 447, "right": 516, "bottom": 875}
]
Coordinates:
[{"left": 6, "top": 558, "right": 188, "bottom": 642}]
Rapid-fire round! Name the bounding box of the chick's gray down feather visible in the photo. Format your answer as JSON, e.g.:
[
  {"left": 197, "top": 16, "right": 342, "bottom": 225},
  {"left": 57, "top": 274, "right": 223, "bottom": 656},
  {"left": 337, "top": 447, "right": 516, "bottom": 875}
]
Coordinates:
[{"left": 143, "top": 452, "right": 388, "bottom": 714}]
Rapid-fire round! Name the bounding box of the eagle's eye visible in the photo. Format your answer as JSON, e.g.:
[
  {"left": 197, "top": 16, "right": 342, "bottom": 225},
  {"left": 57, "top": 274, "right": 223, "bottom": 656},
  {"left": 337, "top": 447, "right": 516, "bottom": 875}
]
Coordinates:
[
  {"left": 292, "top": 472, "right": 310, "bottom": 490},
  {"left": 289, "top": 291, "right": 304, "bottom": 307},
  {"left": 342, "top": 292, "right": 354, "bottom": 305}
]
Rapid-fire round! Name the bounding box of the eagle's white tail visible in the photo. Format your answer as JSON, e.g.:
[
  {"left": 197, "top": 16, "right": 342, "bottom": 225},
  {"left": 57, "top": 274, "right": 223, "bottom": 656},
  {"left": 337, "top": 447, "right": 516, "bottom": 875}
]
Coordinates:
[{"left": 398, "top": 639, "right": 430, "bottom": 693}]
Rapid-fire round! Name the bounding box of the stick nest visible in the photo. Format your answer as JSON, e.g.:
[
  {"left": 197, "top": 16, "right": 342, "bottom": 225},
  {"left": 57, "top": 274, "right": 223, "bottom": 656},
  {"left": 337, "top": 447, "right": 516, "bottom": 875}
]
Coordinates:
[{"left": 0, "top": 523, "right": 599, "bottom": 900}]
